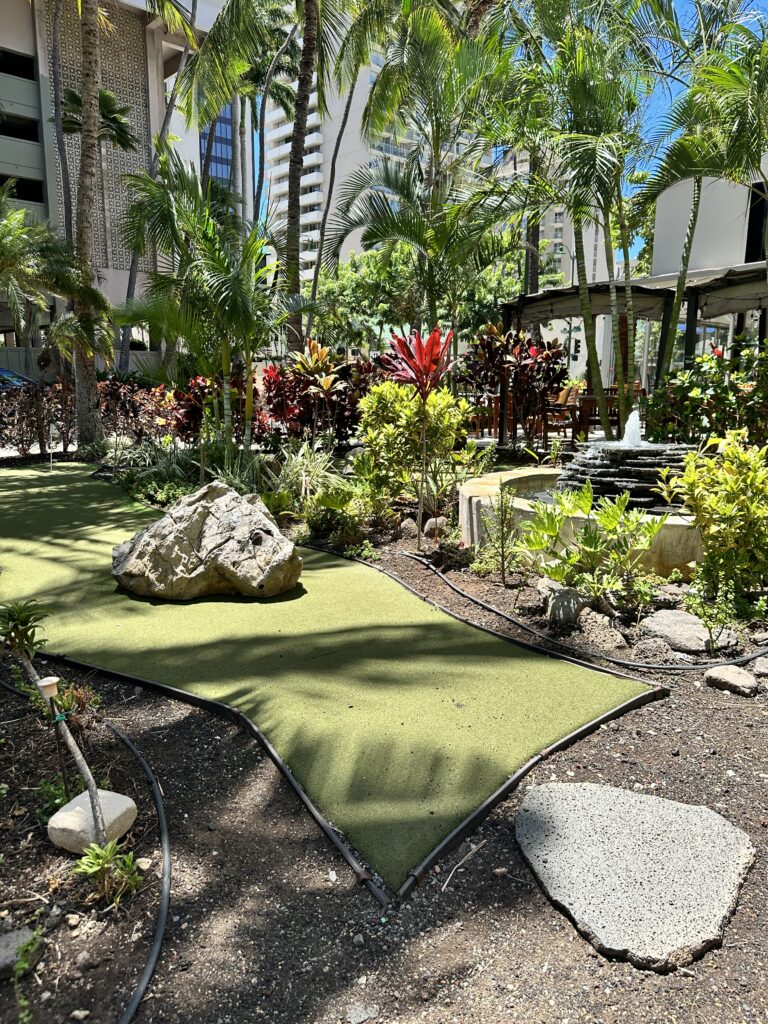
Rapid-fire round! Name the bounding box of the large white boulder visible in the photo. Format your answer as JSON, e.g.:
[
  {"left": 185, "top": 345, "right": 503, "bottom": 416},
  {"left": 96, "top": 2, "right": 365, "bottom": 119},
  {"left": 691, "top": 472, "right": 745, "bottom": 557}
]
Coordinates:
[
  {"left": 112, "top": 481, "right": 303, "bottom": 599},
  {"left": 47, "top": 789, "right": 138, "bottom": 854}
]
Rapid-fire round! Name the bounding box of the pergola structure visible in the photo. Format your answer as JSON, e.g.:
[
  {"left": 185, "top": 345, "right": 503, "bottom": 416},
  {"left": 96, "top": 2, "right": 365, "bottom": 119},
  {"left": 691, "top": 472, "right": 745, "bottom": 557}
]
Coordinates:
[{"left": 500, "top": 260, "right": 768, "bottom": 388}]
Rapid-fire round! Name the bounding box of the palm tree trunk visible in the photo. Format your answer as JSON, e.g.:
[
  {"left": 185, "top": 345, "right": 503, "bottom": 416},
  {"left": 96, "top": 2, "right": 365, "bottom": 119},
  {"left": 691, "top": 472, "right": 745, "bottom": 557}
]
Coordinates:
[
  {"left": 286, "top": 0, "right": 319, "bottom": 348},
  {"left": 220, "top": 338, "right": 232, "bottom": 461},
  {"left": 201, "top": 113, "right": 218, "bottom": 193},
  {"left": 574, "top": 223, "right": 613, "bottom": 440},
  {"left": 255, "top": 25, "right": 298, "bottom": 221},
  {"left": 243, "top": 346, "right": 254, "bottom": 449},
  {"left": 74, "top": 0, "right": 103, "bottom": 445},
  {"left": 230, "top": 93, "right": 242, "bottom": 201},
  {"left": 239, "top": 96, "right": 248, "bottom": 220},
  {"left": 306, "top": 82, "right": 355, "bottom": 337},
  {"left": 51, "top": 0, "right": 73, "bottom": 245},
  {"left": 660, "top": 175, "right": 701, "bottom": 380},
  {"left": 602, "top": 205, "right": 628, "bottom": 434},
  {"left": 119, "top": 0, "right": 198, "bottom": 373}
]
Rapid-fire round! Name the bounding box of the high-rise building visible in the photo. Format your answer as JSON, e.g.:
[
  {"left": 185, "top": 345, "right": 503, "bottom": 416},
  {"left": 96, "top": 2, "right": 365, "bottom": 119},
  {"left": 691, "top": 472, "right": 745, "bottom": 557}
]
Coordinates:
[
  {"left": 199, "top": 101, "right": 235, "bottom": 186},
  {"left": 0, "top": 0, "right": 249, "bottom": 326}
]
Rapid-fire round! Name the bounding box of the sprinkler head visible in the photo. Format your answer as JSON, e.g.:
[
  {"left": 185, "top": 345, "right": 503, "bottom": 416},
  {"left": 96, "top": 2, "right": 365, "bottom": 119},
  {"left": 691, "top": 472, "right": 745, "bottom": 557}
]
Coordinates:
[{"left": 38, "top": 676, "right": 60, "bottom": 701}]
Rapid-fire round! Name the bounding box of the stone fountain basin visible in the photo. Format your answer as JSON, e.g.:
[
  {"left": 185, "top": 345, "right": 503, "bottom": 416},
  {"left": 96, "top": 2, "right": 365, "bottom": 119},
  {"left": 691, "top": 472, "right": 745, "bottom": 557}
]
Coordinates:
[{"left": 458, "top": 467, "right": 702, "bottom": 579}]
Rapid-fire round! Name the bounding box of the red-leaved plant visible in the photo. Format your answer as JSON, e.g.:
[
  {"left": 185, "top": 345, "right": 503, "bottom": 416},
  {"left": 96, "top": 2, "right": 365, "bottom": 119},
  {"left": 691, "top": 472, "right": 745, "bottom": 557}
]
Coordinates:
[{"left": 382, "top": 328, "right": 453, "bottom": 548}]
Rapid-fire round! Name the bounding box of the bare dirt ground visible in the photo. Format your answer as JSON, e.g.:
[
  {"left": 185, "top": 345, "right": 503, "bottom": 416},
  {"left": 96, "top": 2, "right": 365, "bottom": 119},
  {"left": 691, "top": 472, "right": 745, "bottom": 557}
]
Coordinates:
[{"left": 2, "top": 551, "right": 767, "bottom": 1024}]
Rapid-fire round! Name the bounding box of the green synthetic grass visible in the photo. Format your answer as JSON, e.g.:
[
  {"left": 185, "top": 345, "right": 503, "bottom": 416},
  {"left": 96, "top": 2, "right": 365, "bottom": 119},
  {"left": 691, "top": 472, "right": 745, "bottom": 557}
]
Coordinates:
[{"left": 0, "top": 465, "right": 649, "bottom": 888}]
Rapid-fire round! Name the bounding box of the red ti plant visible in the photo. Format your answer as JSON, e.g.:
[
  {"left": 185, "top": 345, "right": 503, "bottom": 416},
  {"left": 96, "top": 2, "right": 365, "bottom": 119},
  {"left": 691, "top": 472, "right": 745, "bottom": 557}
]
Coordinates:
[{"left": 382, "top": 328, "right": 453, "bottom": 548}]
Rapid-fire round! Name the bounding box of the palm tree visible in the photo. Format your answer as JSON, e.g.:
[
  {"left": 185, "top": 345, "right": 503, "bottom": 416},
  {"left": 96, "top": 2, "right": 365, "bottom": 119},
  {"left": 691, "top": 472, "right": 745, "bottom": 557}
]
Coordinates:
[
  {"left": 73, "top": 0, "right": 103, "bottom": 444},
  {"left": 117, "top": 0, "right": 200, "bottom": 371},
  {"left": 328, "top": 13, "right": 514, "bottom": 344},
  {"left": 0, "top": 182, "right": 104, "bottom": 339},
  {"left": 120, "top": 149, "right": 292, "bottom": 455},
  {"left": 175, "top": 0, "right": 299, "bottom": 219},
  {"left": 638, "top": 0, "right": 752, "bottom": 379}
]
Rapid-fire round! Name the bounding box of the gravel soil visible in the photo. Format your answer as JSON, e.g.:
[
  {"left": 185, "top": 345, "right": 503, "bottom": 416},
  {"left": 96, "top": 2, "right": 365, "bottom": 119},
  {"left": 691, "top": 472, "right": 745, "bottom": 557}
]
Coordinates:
[{"left": 2, "top": 551, "right": 767, "bottom": 1024}]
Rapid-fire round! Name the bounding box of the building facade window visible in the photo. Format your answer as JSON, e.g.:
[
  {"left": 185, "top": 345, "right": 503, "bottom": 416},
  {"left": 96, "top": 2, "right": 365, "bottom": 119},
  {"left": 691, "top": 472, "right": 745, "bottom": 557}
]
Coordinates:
[{"left": 199, "top": 102, "right": 234, "bottom": 185}]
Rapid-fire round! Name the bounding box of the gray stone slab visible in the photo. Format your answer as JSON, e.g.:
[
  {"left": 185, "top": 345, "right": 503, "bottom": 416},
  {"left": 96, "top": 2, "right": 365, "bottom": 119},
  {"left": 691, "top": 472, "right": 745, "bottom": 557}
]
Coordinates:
[
  {"left": 516, "top": 783, "right": 755, "bottom": 971},
  {"left": 640, "top": 609, "right": 736, "bottom": 654}
]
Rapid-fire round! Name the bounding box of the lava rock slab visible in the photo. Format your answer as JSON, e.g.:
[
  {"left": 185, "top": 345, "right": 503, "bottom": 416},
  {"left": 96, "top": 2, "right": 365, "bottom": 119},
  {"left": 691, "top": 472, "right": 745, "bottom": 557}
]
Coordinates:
[
  {"left": 516, "top": 783, "right": 754, "bottom": 971},
  {"left": 640, "top": 608, "right": 736, "bottom": 654},
  {"left": 112, "top": 481, "right": 303, "bottom": 599}
]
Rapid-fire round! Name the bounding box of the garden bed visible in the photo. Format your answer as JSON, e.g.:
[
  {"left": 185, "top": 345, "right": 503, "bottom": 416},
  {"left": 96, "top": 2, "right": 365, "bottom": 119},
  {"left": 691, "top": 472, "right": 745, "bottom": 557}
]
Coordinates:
[
  {"left": 0, "top": 673, "right": 161, "bottom": 1023},
  {"left": 2, "top": 650, "right": 766, "bottom": 1023}
]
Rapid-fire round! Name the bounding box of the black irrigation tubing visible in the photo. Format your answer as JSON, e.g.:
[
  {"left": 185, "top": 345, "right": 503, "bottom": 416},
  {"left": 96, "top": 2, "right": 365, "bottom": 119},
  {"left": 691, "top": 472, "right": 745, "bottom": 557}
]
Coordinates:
[
  {"left": 399, "top": 551, "right": 768, "bottom": 674},
  {"left": 107, "top": 722, "right": 171, "bottom": 1024},
  {"left": 41, "top": 653, "right": 390, "bottom": 908},
  {"left": 0, "top": 673, "right": 171, "bottom": 1023}
]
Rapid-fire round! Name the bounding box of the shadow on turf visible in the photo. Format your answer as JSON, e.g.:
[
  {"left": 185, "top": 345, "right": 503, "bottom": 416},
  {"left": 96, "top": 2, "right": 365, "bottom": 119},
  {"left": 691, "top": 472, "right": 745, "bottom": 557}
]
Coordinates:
[{"left": 109, "top": 686, "right": 542, "bottom": 1024}]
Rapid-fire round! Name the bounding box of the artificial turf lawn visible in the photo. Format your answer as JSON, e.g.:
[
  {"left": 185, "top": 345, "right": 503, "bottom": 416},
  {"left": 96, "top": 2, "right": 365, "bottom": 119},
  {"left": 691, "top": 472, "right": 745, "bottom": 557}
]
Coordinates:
[{"left": 0, "top": 465, "right": 650, "bottom": 888}]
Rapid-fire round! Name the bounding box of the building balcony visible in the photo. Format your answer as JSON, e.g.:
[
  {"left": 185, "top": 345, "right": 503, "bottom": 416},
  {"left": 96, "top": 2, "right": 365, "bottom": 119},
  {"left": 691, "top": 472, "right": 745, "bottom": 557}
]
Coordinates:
[
  {"left": 300, "top": 189, "right": 323, "bottom": 208},
  {"left": 265, "top": 111, "right": 320, "bottom": 145},
  {"left": 267, "top": 130, "right": 323, "bottom": 163},
  {"left": 268, "top": 169, "right": 324, "bottom": 200},
  {"left": 300, "top": 208, "right": 323, "bottom": 225}
]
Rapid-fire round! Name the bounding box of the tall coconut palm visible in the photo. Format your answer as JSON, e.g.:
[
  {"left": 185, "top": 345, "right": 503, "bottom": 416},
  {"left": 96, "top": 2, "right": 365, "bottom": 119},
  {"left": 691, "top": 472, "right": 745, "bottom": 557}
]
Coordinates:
[
  {"left": 328, "top": 12, "right": 513, "bottom": 341},
  {"left": 72, "top": 0, "right": 103, "bottom": 443},
  {"left": 175, "top": 0, "right": 298, "bottom": 220},
  {"left": 637, "top": 0, "right": 752, "bottom": 379},
  {"left": 117, "top": 0, "right": 200, "bottom": 372}
]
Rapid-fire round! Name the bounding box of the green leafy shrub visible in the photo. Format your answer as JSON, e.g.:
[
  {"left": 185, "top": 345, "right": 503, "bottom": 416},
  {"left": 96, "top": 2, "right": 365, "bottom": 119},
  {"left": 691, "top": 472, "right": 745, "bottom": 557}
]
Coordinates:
[
  {"left": 646, "top": 350, "right": 768, "bottom": 445},
  {"left": 515, "top": 481, "right": 666, "bottom": 610},
  {"left": 354, "top": 381, "right": 489, "bottom": 512},
  {"left": 657, "top": 431, "right": 768, "bottom": 610},
  {"left": 74, "top": 840, "right": 141, "bottom": 907}
]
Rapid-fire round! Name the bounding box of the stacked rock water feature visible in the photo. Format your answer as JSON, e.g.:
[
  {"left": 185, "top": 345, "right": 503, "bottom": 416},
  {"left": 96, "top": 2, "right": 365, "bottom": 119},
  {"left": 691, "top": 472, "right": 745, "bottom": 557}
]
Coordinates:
[{"left": 556, "top": 411, "right": 690, "bottom": 511}]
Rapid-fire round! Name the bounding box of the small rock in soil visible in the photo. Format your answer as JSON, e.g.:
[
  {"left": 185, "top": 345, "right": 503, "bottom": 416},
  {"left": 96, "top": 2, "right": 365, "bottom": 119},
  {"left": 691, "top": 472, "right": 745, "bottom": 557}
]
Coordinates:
[
  {"left": 751, "top": 656, "right": 768, "bottom": 679},
  {"left": 423, "top": 515, "right": 449, "bottom": 538},
  {"left": 66, "top": 914, "right": 81, "bottom": 928},
  {"left": 347, "top": 1003, "right": 378, "bottom": 1024},
  {"left": 399, "top": 517, "right": 419, "bottom": 539},
  {"left": 70, "top": 1012, "right": 91, "bottom": 1021},
  {"left": 538, "top": 579, "right": 590, "bottom": 627},
  {"left": 631, "top": 637, "right": 677, "bottom": 663},
  {"left": 577, "top": 608, "right": 628, "bottom": 650},
  {"left": 47, "top": 789, "right": 137, "bottom": 853},
  {"left": 352, "top": 932, "right": 365, "bottom": 946},
  {"left": 705, "top": 666, "right": 759, "bottom": 698},
  {"left": 652, "top": 584, "right": 688, "bottom": 609}
]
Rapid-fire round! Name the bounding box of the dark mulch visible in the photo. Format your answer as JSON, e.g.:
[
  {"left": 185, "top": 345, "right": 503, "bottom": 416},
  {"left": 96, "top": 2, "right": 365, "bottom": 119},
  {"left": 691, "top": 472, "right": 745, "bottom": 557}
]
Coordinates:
[{"left": 1, "top": 550, "right": 767, "bottom": 1024}]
